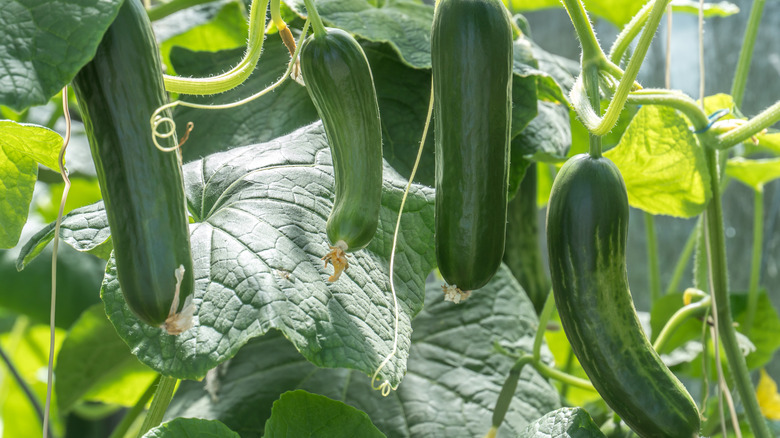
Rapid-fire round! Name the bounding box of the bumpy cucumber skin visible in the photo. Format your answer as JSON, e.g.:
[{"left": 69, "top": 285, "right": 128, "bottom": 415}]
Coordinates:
[
  {"left": 72, "top": 0, "right": 194, "bottom": 327},
  {"left": 546, "top": 154, "right": 700, "bottom": 438},
  {"left": 300, "top": 28, "right": 383, "bottom": 252},
  {"left": 432, "top": 0, "right": 512, "bottom": 291}
]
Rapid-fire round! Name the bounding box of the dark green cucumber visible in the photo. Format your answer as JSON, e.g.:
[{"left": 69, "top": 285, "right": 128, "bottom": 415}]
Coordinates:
[
  {"left": 432, "top": 0, "right": 513, "bottom": 291},
  {"left": 300, "top": 28, "right": 383, "bottom": 254},
  {"left": 546, "top": 154, "right": 700, "bottom": 438},
  {"left": 504, "top": 162, "right": 550, "bottom": 314},
  {"left": 72, "top": 0, "right": 194, "bottom": 331}
]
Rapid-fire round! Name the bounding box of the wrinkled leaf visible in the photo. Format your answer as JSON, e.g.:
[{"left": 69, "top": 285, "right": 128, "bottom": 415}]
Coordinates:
[
  {"left": 98, "top": 122, "right": 435, "bottom": 385},
  {"left": 167, "top": 265, "right": 560, "bottom": 437},
  {"left": 56, "top": 304, "right": 157, "bottom": 413},
  {"left": 520, "top": 407, "right": 606, "bottom": 438},
  {"left": 517, "top": 102, "right": 571, "bottom": 163},
  {"left": 605, "top": 105, "right": 711, "bottom": 217},
  {"left": 142, "top": 418, "right": 239, "bottom": 438},
  {"left": 0, "top": 0, "right": 123, "bottom": 111},
  {"left": 264, "top": 390, "right": 385, "bottom": 437},
  {"left": 0, "top": 121, "right": 62, "bottom": 247},
  {"left": 726, "top": 157, "right": 780, "bottom": 191}
]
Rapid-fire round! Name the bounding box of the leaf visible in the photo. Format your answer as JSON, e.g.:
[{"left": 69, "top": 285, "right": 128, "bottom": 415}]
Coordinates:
[
  {"left": 757, "top": 133, "right": 780, "bottom": 154},
  {"left": 285, "top": 0, "right": 435, "bottom": 69},
  {"left": 670, "top": 1, "right": 740, "bottom": 17},
  {"left": 159, "top": 1, "right": 248, "bottom": 75},
  {"left": 733, "top": 292, "right": 780, "bottom": 371},
  {"left": 517, "top": 102, "right": 572, "bottom": 163},
  {"left": 16, "top": 201, "right": 112, "bottom": 269},
  {"left": 726, "top": 157, "right": 780, "bottom": 191},
  {"left": 166, "top": 265, "right": 560, "bottom": 437},
  {"left": 604, "top": 105, "right": 711, "bottom": 218},
  {"left": 99, "top": 122, "right": 435, "bottom": 385},
  {"left": 520, "top": 407, "right": 606, "bottom": 438},
  {"left": 758, "top": 370, "right": 780, "bottom": 421},
  {"left": 0, "top": 120, "right": 62, "bottom": 247},
  {"left": 55, "top": 304, "right": 157, "bottom": 413},
  {"left": 264, "top": 390, "right": 386, "bottom": 437},
  {"left": 142, "top": 418, "right": 240, "bottom": 438},
  {"left": 0, "top": 0, "right": 123, "bottom": 111}
]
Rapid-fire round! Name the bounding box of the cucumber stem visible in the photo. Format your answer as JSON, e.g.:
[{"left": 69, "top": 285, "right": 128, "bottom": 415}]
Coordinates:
[
  {"left": 534, "top": 291, "right": 555, "bottom": 362},
  {"left": 626, "top": 89, "right": 709, "bottom": 130},
  {"left": 108, "top": 375, "right": 161, "bottom": 438},
  {"left": 644, "top": 212, "right": 661, "bottom": 302},
  {"left": 702, "top": 147, "right": 771, "bottom": 438},
  {"left": 716, "top": 100, "right": 780, "bottom": 150},
  {"left": 302, "top": 0, "right": 327, "bottom": 38},
  {"left": 652, "top": 294, "right": 710, "bottom": 353},
  {"left": 744, "top": 188, "right": 764, "bottom": 335},
  {"left": 582, "top": 65, "right": 602, "bottom": 158},
  {"left": 136, "top": 376, "right": 178, "bottom": 437},
  {"left": 559, "top": 0, "right": 603, "bottom": 63},
  {"left": 664, "top": 218, "right": 700, "bottom": 295},
  {"left": 730, "top": 0, "right": 766, "bottom": 108}
]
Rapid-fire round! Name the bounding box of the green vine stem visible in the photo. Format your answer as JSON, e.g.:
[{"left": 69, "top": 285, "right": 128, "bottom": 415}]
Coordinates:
[
  {"left": 730, "top": 0, "right": 766, "bottom": 107},
  {"left": 644, "top": 212, "right": 661, "bottom": 302},
  {"left": 626, "top": 89, "right": 709, "bottom": 130},
  {"left": 534, "top": 291, "right": 555, "bottom": 362},
  {"left": 608, "top": 0, "right": 654, "bottom": 64},
  {"left": 744, "top": 188, "right": 764, "bottom": 335},
  {"left": 582, "top": 64, "right": 603, "bottom": 158},
  {"left": 559, "top": 0, "right": 602, "bottom": 62},
  {"left": 702, "top": 147, "right": 771, "bottom": 438},
  {"left": 302, "top": 0, "right": 327, "bottom": 38},
  {"left": 568, "top": 0, "right": 671, "bottom": 136},
  {"left": 490, "top": 356, "right": 531, "bottom": 430},
  {"left": 162, "top": 0, "right": 269, "bottom": 94},
  {"left": 652, "top": 292, "right": 711, "bottom": 353},
  {"left": 146, "top": 0, "right": 214, "bottom": 21},
  {"left": 136, "top": 376, "right": 178, "bottom": 438},
  {"left": 665, "top": 218, "right": 700, "bottom": 295},
  {"left": 716, "top": 100, "right": 780, "bottom": 150},
  {"left": 109, "top": 375, "right": 161, "bottom": 438}
]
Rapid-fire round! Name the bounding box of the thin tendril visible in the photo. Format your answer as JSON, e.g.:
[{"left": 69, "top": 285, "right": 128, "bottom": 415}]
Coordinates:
[
  {"left": 371, "top": 79, "right": 434, "bottom": 395},
  {"left": 151, "top": 20, "right": 311, "bottom": 152},
  {"left": 44, "top": 86, "right": 72, "bottom": 438}
]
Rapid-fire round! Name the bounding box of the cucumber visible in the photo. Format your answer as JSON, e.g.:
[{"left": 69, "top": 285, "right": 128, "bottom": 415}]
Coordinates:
[
  {"left": 300, "top": 28, "right": 383, "bottom": 281},
  {"left": 546, "top": 154, "right": 700, "bottom": 438},
  {"left": 504, "top": 162, "right": 550, "bottom": 314},
  {"left": 72, "top": 0, "right": 194, "bottom": 334},
  {"left": 432, "top": 0, "right": 513, "bottom": 292}
]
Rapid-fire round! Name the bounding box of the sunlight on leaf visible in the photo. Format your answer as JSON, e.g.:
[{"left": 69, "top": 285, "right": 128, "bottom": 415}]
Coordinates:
[{"left": 726, "top": 157, "right": 780, "bottom": 191}]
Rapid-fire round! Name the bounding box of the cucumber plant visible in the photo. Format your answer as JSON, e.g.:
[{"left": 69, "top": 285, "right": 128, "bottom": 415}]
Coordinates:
[
  {"left": 431, "top": 0, "right": 513, "bottom": 293},
  {"left": 72, "top": 0, "right": 195, "bottom": 334},
  {"left": 299, "top": 6, "right": 383, "bottom": 282}
]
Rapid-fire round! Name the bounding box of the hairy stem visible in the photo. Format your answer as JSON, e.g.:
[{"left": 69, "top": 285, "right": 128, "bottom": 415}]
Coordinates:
[
  {"left": 745, "top": 188, "right": 764, "bottom": 335},
  {"left": 136, "top": 376, "right": 177, "bottom": 437},
  {"left": 109, "top": 376, "right": 161, "bottom": 438},
  {"left": 730, "top": 0, "right": 766, "bottom": 107}
]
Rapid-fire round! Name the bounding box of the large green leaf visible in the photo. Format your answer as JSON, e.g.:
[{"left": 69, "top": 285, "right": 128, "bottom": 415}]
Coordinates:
[
  {"left": 726, "top": 157, "right": 780, "bottom": 191},
  {"left": 55, "top": 304, "right": 157, "bottom": 413},
  {"left": 142, "top": 418, "right": 239, "bottom": 438},
  {"left": 166, "top": 265, "right": 560, "bottom": 437},
  {"left": 520, "top": 407, "right": 605, "bottom": 438},
  {"left": 604, "top": 105, "right": 711, "bottom": 218},
  {"left": 0, "top": 120, "right": 61, "bottom": 248},
  {"left": 55, "top": 122, "right": 435, "bottom": 385},
  {"left": 264, "top": 390, "right": 386, "bottom": 437},
  {"left": 0, "top": 0, "right": 123, "bottom": 111}
]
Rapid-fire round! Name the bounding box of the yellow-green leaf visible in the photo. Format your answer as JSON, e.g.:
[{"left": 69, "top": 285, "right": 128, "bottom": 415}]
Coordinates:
[
  {"left": 605, "top": 105, "right": 711, "bottom": 217},
  {"left": 758, "top": 133, "right": 780, "bottom": 155},
  {"left": 757, "top": 369, "right": 780, "bottom": 421},
  {"left": 726, "top": 157, "right": 780, "bottom": 191}
]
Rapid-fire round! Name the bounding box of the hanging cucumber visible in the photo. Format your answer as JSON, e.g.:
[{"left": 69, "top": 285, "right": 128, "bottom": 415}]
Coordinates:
[
  {"left": 72, "top": 0, "right": 194, "bottom": 334},
  {"left": 432, "top": 0, "right": 513, "bottom": 293},
  {"left": 300, "top": 20, "right": 383, "bottom": 282},
  {"left": 504, "top": 162, "right": 550, "bottom": 314},
  {"left": 546, "top": 154, "right": 701, "bottom": 438}
]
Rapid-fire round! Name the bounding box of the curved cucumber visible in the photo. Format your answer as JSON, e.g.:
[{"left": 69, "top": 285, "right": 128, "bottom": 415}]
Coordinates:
[
  {"left": 432, "top": 0, "right": 513, "bottom": 291},
  {"left": 546, "top": 154, "right": 700, "bottom": 438},
  {"left": 300, "top": 28, "right": 383, "bottom": 280},
  {"left": 72, "top": 0, "right": 194, "bottom": 333}
]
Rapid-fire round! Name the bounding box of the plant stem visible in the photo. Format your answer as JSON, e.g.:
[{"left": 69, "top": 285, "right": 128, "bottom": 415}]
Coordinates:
[
  {"left": 608, "top": 0, "right": 654, "bottom": 63},
  {"left": 583, "top": 64, "right": 602, "bottom": 158},
  {"left": 559, "top": 0, "right": 603, "bottom": 62},
  {"left": 532, "top": 361, "right": 595, "bottom": 391},
  {"left": 490, "top": 357, "right": 531, "bottom": 428},
  {"left": 302, "top": 0, "right": 327, "bottom": 37},
  {"left": 0, "top": 345, "right": 51, "bottom": 437},
  {"left": 626, "top": 89, "right": 710, "bottom": 130},
  {"left": 652, "top": 295, "right": 711, "bottom": 352},
  {"left": 534, "top": 291, "right": 555, "bottom": 362},
  {"left": 744, "top": 188, "right": 764, "bottom": 335},
  {"left": 702, "top": 147, "right": 771, "bottom": 438},
  {"left": 716, "top": 100, "right": 780, "bottom": 150},
  {"left": 109, "top": 375, "right": 161, "bottom": 438},
  {"left": 665, "top": 218, "right": 700, "bottom": 296},
  {"left": 136, "top": 376, "right": 177, "bottom": 437},
  {"left": 644, "top": 212, "right": 661, "bottom": 302},
  {"left": 146, "top": 0, "right": 214, "bottom": 21},
  {"left": 730, "top": 0, "right": 766, "bottom": 107}
]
